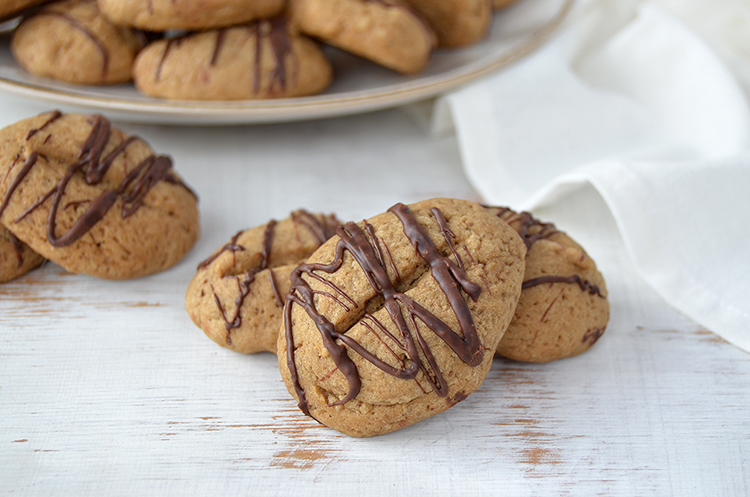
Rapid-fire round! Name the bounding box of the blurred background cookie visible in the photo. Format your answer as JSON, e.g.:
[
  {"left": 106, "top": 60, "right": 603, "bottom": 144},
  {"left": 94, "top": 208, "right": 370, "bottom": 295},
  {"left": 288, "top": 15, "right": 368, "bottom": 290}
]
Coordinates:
[
  {"left": 401, "top": 0, "right": 492, "bottom": 48},
  {"left": 97, "top": 0, "right": 286, "bottom": 31},
  {"left": 10, "top": 0, "right": 145, "bottom": 84},
  {"left": 488, "top": 207, "right": 609, "bottom": 363},
  {"left": 0, "top": 226, "right": 44, "bottom": 283},
  {"left": 0, "top": 111, "right": 200, "bottom": 280},
  {"left": 492, "top": 0, "right": 518, "bottom": 10},
  {"left": 288, "top": 0, "right": 436, "bottom": 74},
  {"left": 133, "top": 19, "right": 333, "bottom": 100},
  {"left": 186, "top": 210, "right": 340, "bottom": 354}
]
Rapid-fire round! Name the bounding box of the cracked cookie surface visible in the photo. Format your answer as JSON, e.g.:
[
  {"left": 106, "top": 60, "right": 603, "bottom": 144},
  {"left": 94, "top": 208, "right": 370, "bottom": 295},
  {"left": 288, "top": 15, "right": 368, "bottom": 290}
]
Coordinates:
[
  {"left": 0, "top": 111, "right": 200, "bottom": 279},
  {"left": 278, "top": 198, "right": 526, "bottom": 437},
  {"left": 488, "top": 207, "right": 609, "bottom": 363},
  {"left": 186, "top": 210, "right": 340, "bottom": 354}
]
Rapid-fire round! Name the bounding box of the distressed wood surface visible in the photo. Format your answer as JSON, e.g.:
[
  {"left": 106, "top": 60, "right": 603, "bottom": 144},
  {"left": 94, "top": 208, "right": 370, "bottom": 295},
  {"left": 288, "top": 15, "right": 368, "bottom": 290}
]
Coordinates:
[{"left": 1, "top": 107, "right": 748, "bottom": 495}]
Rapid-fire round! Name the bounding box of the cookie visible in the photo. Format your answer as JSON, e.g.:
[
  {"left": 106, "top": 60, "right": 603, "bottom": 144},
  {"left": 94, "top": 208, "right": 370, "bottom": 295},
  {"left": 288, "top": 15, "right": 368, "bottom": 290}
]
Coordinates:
[
  {"left": 488, "top": 207, "right": 609, "bottom": 363},
  {"left": 97, "top": 0, "right": 286, "bottom": 31},
  {"left": 186, "top": 210, "right": 341, "bottom": 354},
  {"left": 133, "top": 19, "right": 333, "bottom": 101},
  {"left": 0, "top": 225, "right": 44, "bottom": 283},
  {"left": 288, "top": 0, "right": 436, "bottom": 75},
  {"left": 400, "top": 0, "right": 492, "bottom": 48},
  {"left": 0, "top": 0, "right": 48, "bottom": 21},
  {"left": 11, "top": 0, "right": 146, "bottom": 85},
  {"left": 278, "top": 198, "right": 526, "bottom": 437},
  {"left": 0, "top": 111, "right": 200, "bottom": 280},
  {"left": 493, "top": 0, "right": 518, "bottom": 9}
]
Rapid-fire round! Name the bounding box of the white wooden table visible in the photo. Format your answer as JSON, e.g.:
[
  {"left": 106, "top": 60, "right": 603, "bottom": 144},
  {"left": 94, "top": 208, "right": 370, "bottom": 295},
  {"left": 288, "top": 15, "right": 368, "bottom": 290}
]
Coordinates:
[{"left": 2, "top": 105, "right": 748, "bottom": 496}]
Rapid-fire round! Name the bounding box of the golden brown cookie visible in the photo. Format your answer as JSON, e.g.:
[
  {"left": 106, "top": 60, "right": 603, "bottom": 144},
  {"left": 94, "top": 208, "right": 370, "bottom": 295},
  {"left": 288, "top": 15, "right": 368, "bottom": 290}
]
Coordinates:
[
  {"left": 0, "top": 225, "right": 44, "bottom": 283},
  {"left": 492, "top": 0, "right": 518, "bottom": 10},
  {"left": 0, "top": 0, "right": 48, "bottom": 21},
  {"left": 288, "top": 0, "right": 436, "bottom": 75},
  {"left": 133, "top": 19, "right": 333, "bottom": 101},
  {"left": 400, "top": 0, "right": 492, "bottom": 48},
  {"left": 186, "top": 211, "right": 341, "bottom": 354},
  {"left": 0, "top": 111, "right": 200, "bottom": 280},
  {"left": 278, "top": 198, "right": 526, "bottom": 437},
  {"left": 97, "top": 0, "right": 286, "bottom": 31},
  {"left": 488, "top": 207, "right": 609, "bottom": 363},
  {"left": 10, "top": 0, "right": 146, "bottom": 85}
]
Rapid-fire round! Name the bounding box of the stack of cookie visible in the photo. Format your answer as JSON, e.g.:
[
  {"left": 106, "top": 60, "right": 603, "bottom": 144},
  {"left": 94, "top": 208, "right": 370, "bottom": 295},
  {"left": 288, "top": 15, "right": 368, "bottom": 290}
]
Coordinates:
[
  {"left": 186, "top": 198, "right": 609, "bottom": 437},
  {"left": 0, "top": 110, "right": 200, "bottom": 282},
  {"left": 5, "top": 0, "right": 519, "bottom": 100}
]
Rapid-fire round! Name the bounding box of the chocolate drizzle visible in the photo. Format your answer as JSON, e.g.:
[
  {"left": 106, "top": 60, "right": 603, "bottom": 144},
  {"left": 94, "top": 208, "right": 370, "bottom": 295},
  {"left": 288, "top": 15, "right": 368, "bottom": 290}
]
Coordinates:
[
  {"left": 522, "top": 274, "right": 604, "bottom": 297},
  {"left": 491, "top": 206, "right": 606, "bottom": 299},
  {"left": 155, "top": 19, "right": 295, "bottom": 96},
  {"left": 215, "top": 220, "right": 277, "bottom": 345},
  {"left": 285, "top": 203, "right": 484, "bottom": 416},
  {"left": 493, "top": 207, "right": 558, "bottom": 250},
  {"left": 265, "top": 17, "right": 293, "bottom": 95},
  {"left": 197, "top": 229, "right": 246, "bottom": 270},
  {"left": 0, "top": 112, "right": 192, "bottom": 248},
  {"left": 210, "top": 29, "right": 227, "bottom": 66},
  {"left": 206, "top": 211, "right": 341, "bottom": 344}
]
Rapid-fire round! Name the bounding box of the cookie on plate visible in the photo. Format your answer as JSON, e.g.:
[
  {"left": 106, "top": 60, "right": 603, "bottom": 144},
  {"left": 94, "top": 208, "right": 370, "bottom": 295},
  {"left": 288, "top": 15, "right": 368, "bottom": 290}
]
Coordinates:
[
  {"left": 0, "top": 111, "right": 200, "bottom": 280},
  {"left": 488, "top": 207, "right": 609, "bottom": 363},
  {"left": 97, "top": 0, "right": 286, "bottom": 31},
  {"left": 288, "top": 0, "right": 436, "bottom": 75},
  {"left": 11, "top": 0, "right": 145, "bottom": 85},
  {"left": 0, "top": 225, "right": 44, "bottom": 283},
  {"left": 133, "top": 19, "right": 333, "bottom": 100},
  {"left": 400, "top": 0, "right": 492, "bottom": 48},
  {"left": 278, "top": 198, "right": 526, "bottom": 437},
  {"left": 186, "top": 210, "right": 341, "bottom": 354},
  {"left": 0, "top": 0, "right": 48, "bottom": 21}
]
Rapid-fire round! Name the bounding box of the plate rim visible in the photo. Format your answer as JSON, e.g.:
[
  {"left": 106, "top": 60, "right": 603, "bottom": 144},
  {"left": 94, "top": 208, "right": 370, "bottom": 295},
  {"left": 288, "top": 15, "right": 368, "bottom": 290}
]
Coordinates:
[{"left": 0, "top": 0, "right": 573, "bottom": 123}]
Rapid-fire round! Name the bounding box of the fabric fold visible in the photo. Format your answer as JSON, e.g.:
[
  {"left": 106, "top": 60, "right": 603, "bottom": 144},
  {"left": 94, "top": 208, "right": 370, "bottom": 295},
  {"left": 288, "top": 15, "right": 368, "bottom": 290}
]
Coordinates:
[{"left": 443, "top": 0, "right": 750, "bottom": 352}]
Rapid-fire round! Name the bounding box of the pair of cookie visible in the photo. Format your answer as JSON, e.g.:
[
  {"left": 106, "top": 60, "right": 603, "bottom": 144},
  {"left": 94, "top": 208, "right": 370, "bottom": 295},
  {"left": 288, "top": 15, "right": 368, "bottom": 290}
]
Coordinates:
[
  {"left": 0, "top": 110, "right": 200, "bottom": 280},
  {"left": 186, "top": 198, "right": 609, "bottom": 437}
]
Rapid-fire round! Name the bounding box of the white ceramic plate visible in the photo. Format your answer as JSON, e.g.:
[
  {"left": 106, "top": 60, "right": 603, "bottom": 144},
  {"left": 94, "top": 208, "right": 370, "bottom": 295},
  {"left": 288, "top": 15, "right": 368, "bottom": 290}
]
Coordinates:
[{"left": 0, "top": 0, "right": 572, "bottom": 125}]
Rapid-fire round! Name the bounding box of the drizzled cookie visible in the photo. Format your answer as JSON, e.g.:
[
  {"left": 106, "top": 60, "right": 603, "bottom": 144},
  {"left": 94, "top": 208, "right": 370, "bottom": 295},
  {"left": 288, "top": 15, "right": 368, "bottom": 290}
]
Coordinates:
[
  {"left": 278, "top": 198, "right": 526, "bottom": 437},
  {"left": 133, "top": 19, "right": 333, "bottom": 100},
  {"left": 0, "top": 111, "right": 200, "bottom": 280},
  {"left": 11, "top": 0, "right": 146, "bottom": 84},
  {"left": 186, "top": 211, "right": 341, "bottom": 354},
  {"left": 97, "top": 0, "right": 286, "bottom": 31},
  {"left": 288, "top": 0, "right": 436, "bottom": 75},
  {"left": 488, "top": 207, "right": 609, "bottom": 363},
  {"left": 0, "top": 225, "right": 44, "bottom": 283}
]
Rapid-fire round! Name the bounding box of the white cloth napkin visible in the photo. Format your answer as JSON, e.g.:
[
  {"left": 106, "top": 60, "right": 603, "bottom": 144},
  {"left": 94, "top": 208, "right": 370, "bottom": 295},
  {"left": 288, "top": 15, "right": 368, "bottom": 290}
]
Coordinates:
[{"left": 442, "top": 0, "right": 750, "bottom": 352}]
